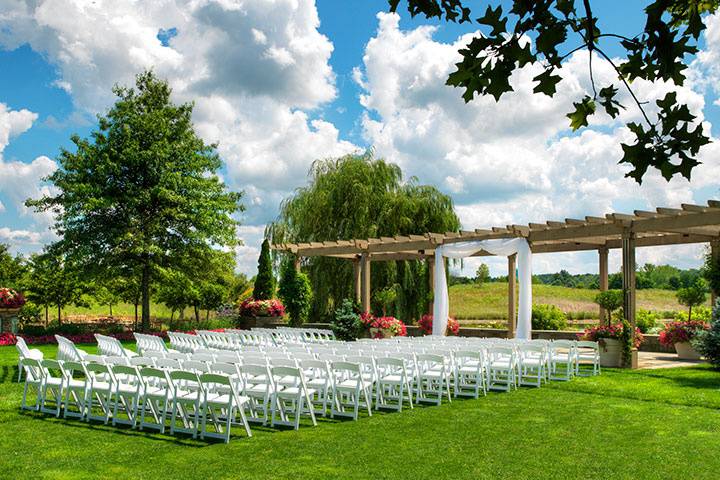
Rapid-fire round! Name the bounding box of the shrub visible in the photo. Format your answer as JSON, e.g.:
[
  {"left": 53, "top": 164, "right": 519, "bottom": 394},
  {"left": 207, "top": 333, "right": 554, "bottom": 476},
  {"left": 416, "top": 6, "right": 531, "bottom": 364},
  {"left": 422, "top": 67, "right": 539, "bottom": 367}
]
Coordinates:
[
  {"left": 693, "top": 299, "right": 720, "bottom": 368},
  {"left": 594, "top": 290, "right": 623, "bottom": 323},
  {"left": 579, "top": 323, "right": 643, "bottom": 349},
  {"left": 673, "top": 306, "right": 712, "bottom": 322},
  {"left": 331, "top": 299, "right": 363, "bottom": 341},
  {"left": 676, "top": 279, "right": 707, "bottom": 321},
  {"left": 0, "top": 287, "right": 25, "bottom": 308},
  {"left": 278, "top": 259, "right": 313, "bottom": 327},
  {"left": 253, "top": 239, "right": 275, "bottom": 300},
  {"left": 659, "top": 320, "right": 709, "bottom": 348},
  {"left": 531, "top": 304, "right": 568, "bottom": 330},
  {"left": 636, "top": 309, "right": 660, "bottom": 333},
  {"left": 238, "top": 298, "right": 285, "bottom": 317},
  {"left": 360, "top": 313, "right": 407, "bottom": 338}
]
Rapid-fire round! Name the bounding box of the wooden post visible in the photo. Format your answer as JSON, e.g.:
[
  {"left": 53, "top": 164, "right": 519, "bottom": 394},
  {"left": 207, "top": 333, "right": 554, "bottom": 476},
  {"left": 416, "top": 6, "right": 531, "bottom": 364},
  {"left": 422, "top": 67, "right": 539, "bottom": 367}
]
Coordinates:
[
  {"left": 353, "top": 257, "right": 361, "bottom": 304},
  {"left": 508, "top": 254, "right": 517, "bottom": 338},
  {"left": 360, "top": 253, "right": 371, "bottom": 313},
  {"left": 598, "top": 246, "right": 609, "bottom": 324},
  {"left": 427, "top": 257, "right": 435, "bottom": 314},
  {"left": 294, "top": 256, "right": 302, "bottom": 272},
  {"left": 622, "top": 230, "right": 637, "bottom": 365},
  {"left": 711, "top": 239, "right": 719, "bottom": 307}
]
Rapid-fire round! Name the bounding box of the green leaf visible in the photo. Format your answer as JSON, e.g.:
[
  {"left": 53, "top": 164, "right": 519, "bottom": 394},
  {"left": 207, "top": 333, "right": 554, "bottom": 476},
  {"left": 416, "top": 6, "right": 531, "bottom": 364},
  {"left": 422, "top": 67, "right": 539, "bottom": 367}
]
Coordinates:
[
  {"left": 598, "top": 85, "right": 624, "bottom": 119},
  {"left": 476, "top": 5, "right": 507, "bottom": 37},
  {"left": 566, "top": 96, "right": 596, "bottom": 130},
  {"left": 532, "top": 69, "right": 562, "bottom": 97}
]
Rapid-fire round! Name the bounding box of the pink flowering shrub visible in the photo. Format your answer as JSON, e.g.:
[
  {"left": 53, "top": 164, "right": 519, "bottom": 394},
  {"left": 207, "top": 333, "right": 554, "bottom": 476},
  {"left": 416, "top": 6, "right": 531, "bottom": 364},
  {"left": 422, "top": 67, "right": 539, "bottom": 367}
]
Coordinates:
[
  {"left": 579, "top": 323, "right": 643, "bottom": 349},
  {"left": 238, "top": 298, "right": 285, "bottom": 317},
  {"left": 418, "top": 314, "right": 460, "bottom": 336},
  {"left": 0, "top": 332, "right": 17, "bottom": 346},
  {"left": 360, "top": 312, "right": 407, "bottom": 338},
  {"left": 659, "top": 320, "right": 709, "bottom": 348},
  {"left": 3, "top": 330, "right": 168, "bottom": 346},
  {"left": 0, "top": 288, "right": 25, "bottom": 308}
]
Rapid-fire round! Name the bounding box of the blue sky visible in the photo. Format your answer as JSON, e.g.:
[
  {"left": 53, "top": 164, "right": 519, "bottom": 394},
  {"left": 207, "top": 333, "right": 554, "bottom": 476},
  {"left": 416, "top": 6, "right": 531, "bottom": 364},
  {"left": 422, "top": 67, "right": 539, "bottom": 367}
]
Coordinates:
[{"left": 1, "top": 0, "right": 719, "bottom": 276}]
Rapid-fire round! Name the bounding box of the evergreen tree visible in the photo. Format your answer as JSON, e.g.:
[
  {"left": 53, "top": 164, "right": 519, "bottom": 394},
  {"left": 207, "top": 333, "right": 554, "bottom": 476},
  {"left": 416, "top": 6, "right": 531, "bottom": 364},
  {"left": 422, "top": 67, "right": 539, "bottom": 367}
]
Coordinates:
[
  {"left": 694, "top": 298, "right": 720, "bottom": 369},
  {"left": 278, "top": 258, "right": 313, "bottom": 327},
  {"left": 253, "top": 239, "right": 275, "bottom": 300}
]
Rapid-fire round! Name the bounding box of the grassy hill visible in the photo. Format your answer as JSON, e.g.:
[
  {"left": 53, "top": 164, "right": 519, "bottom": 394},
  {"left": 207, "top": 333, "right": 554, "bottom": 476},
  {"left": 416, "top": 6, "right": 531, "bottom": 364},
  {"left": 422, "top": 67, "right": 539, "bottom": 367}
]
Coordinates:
[{"left": 449, "top": 282, "right": 708, "bottom": 321}]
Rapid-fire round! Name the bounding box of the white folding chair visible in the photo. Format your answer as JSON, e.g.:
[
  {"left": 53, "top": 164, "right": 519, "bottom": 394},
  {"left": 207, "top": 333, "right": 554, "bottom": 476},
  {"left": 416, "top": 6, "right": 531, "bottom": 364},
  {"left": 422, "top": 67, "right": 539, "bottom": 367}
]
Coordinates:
[
  {"left": 375, "top": 357, "right": 414, "bottom": 411},
  {"left": 518, "top": 343, "right": 547, "bottom": 387},
  {"left": 199, "top": 373, "right": 252, "bottom": 442},
  {"left": 60, "top": 360, "right": 89, "bottom": 419},
  {"left": 300, "top": 359, "right": 333, "bottom": 416},
  {"left": 138, "top": 367, "right": 173, "bottom": 433},
  {"left": 486, "top": 345, "right": 518, "bottom": 391},
  {"left": 111, "top": 364, "right": 143, "bottom": 427},
  {"left": 15, "top": 336, "right": 43, "bottom": 382},
  {"left": 330, "top": 361, "right": 373, "bottom": 420},
  {"left": 85, "top": 362, "right": 116, "bottom": 424},
  {"left": 270, "top": 366, "right": 317, "bottom": 430},
  {"left": 240, "top": 364, "right": 275, "bottom": 425},
  {"left": 169, "top": 370, "right": 202, "bottom": 438},
  {"left": 453, "top": 350, "right": 487, "bottom": 398},
  {"left": 19, "top": 358, "right": 43, "bottom": 412},
  {"left": 575, "top": 341, "right": 600, "bottom": 376},
  {"left": 415, "top": 354, "right": 452, "bottom": 405},
  {"left": 549, "top": 340, "right": 576, "bottom": 381}
]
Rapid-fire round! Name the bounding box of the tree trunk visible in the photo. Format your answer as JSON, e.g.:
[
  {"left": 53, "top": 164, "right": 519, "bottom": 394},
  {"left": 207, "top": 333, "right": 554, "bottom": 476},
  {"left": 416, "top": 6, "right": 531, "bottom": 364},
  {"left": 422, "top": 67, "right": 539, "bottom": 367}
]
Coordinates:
[
  {"left": 141, "top": 260, "right": 151, "bottom": 331},
  {"left": 688, "top": 305, "right": 693, "bottom": 322},
  {"left": 194, "top": 305, "right": 200, "bottom": 323},
  {"left": 170, "top": 309, "right": 175, "bottom": 322},
  {"left": 44, "top": 305, "right": 49, "bottom": 327},
  {"left": 206, "top": 309, "right": 210, "bottom": 322},
  {"left": 109, "top": 304, "right": 113, "bottom": 317},
  {"left": 134, "top": 303, "right": 139, "bottom": 331},
  {"left": 57, "top": 304, "right": 62, "bottom": 325}
]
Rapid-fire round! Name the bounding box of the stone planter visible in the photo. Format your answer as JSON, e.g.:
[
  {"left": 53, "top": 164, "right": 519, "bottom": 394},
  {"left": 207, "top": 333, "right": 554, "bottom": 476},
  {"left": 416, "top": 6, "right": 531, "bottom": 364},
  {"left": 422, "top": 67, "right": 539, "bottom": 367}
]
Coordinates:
[
  {"left": 599, "top": 338, "right": 623, "bottom": 367},
  {"left": 674, "top": 341, "right": 702, "bottom": 360},
  {"left": 236, "top": 315, "right": 285, "bottom": 330},
  {"left": 0, "top": 307, "right": 21, "bottom": 334}
]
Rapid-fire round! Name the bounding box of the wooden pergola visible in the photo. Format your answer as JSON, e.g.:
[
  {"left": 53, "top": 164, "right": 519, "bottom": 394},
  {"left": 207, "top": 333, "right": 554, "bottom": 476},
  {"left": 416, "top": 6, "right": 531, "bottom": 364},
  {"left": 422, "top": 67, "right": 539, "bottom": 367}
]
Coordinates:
[{"left": 273, "top": 201, "right": 720, "bottom": 336}]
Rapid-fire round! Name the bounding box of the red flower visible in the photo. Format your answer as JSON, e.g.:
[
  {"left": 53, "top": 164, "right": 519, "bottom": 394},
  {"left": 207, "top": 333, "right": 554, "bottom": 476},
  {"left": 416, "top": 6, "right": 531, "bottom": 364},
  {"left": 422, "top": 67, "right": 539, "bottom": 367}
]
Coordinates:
[
  {"left": 578, "top": 323, "right": 644, "bottom": 349},
  {"left": 658, "top": 320, "right": 708, "bottom": 348},
  {"left": 418, "top": 314, "right": 459, "bottom": 336},
  {"left": 239, "top": 298, "right": 285, "bottom": 317},
  {"left": 0, "top": 288, "right": 26, "bottom": 308}
]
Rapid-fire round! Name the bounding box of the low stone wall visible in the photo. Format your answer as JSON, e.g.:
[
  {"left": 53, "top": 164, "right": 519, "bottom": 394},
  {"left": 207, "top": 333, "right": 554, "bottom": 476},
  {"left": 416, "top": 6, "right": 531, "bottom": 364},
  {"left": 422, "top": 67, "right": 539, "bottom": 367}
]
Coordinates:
[{"left": 303, "top": 323, "right": 672, "bottom": 353}]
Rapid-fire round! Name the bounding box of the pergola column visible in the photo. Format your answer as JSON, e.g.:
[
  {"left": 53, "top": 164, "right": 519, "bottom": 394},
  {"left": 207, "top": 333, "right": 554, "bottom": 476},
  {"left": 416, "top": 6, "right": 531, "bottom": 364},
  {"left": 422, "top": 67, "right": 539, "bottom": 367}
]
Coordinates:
[
  {"left": 294, "top": 256, "right": 302, "bottom": 272},
  {"left": 621, "top": 229, "right": 637, "bottom": 337},
  {"left": 360, "top": 253, "right": 371, "bottom": 313},
  {"left": 507, "top": 254, "right": 517, "bottom": 338},
  {"left": 427, "top": 257, "right": 435, "bottom": 315},
  {"left": 711, "top": 239, "right": 719, "bottom": 306},
  {"left": 598, "top": 246, "right": 609, "bottom": 324},
  {"left": 352, "top": 257, "right": 361, "bottom": 304}
]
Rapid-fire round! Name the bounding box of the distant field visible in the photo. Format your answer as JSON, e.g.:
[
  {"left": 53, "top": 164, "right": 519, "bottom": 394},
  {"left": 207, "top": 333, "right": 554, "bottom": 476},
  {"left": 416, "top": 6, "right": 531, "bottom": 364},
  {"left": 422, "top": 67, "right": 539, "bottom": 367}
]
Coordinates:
[{"left": 449, "top": 282, "right": 709, "bottom": 321}]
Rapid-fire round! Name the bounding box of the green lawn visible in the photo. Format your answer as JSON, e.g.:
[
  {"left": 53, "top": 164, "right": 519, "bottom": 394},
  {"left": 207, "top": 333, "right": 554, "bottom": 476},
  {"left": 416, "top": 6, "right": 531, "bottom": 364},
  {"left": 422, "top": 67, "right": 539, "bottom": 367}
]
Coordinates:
[
  {"left": 2, "top": 344, "right": 720, "bottom": 479},
  {"left": 449, "top": 282, "right": 703, "bottom": 320}
]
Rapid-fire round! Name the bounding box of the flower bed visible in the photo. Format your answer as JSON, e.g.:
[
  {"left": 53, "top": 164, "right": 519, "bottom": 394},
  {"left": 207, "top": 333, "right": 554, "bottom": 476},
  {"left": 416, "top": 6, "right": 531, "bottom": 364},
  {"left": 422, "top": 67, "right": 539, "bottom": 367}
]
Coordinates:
[
  {"left": 360, "top": 312, "right": 407, "bottom": 338},
  {"left": 659, "top": 320, "right": 709, "bottom": 348},
  {"left": 418, "top": 314, "right": 460, "bottom": 336},
  {"left": 0, "top": 288, "right": 25, "bottom": 309},
  {"left": 238, "top": 298, "right": 285, "bottom": 317}
]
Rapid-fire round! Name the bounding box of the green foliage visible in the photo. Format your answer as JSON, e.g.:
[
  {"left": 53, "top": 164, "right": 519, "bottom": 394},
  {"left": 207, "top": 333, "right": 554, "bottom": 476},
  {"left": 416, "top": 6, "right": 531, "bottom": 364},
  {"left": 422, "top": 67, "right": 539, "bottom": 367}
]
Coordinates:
[
  {"left": 531, "top": 304, "right": 568, "bottom": 330},
  {"left": 674, "top": 305, "right": 712, "bottom": 322},
  {"left": 676, "top": 279, "right": 707, "bottom": 321},
  {"left": 693, "top": 298, "right": 720, "bottom": 369},
  {"left": 26, "top": 70, "right": 243, "bottom": 330},
  {"left": 594, "top": 290, "right": 623, "bottom": 323},
  {"left": 0, "top": 244, "right": 26, "bottom": 289},
  {"left": 388, "top": 0, "right": 715, "bottom": 183},
  {"left": 331, "top": 298, "right": 363, "bottom": 341},
  {"left": 253, "top": 239, "right": 275, "bottom": 300},
  {"left": 373, "top": 285, "right": 398, "bottom": 316},
  {"left": 703, "top": 248, "right": 720, "bottom": 297},
  {"left": 475, "top": 263, "right": 490, "bottom": 286},
  {"left": 267, "top": 152, "right": 460, "bottom": 322},
  {"left": 620, "top": 319, "right": 634, "bottom": 368},
  {"left": 278, "top": 259, "right": 313, "bottom": 327},
  {"left": 636, "top": 308, "right": 660, "bottom": 334}
]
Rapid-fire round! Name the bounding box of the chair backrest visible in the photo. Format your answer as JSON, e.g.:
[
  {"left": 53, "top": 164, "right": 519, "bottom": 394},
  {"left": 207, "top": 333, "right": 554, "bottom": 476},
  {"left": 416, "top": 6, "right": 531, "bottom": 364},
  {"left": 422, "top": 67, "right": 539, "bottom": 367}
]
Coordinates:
[
  {"left": 130, "top": 357, "right": 156, "bottom": 367},
  {"left": 55, "top": 335, "right": 84, "bottom": 362},
  {"left": 210, "top": 362, "right": 240, "bottom": 377},
  {"left": 240, "top": 364, "right": 271, "bottom": 384},
  {"left": 271, "top": 366, "right": 304, "bottom": 387},
  {"left": 169, "top": 370, "right": 201, "bottom": 392},
  {"left": 105, "top": 356, "right": 131, "bottom": 366},
  {"left": 95, "top": 334, "right": 126, "bottom": 357},
  {"left": 61, "top": 360, "right": 88, "bottom": 379},
  {"left": 269, "top": 357, "right": 297, "bottom": 368},
  {"left": 111, "top": 364, "right": 141, "bottom": 384},
  {"left": 15, "top": 336, "right": 31, "bottom": 357},
  {"left": 215, "top": 352, "right": 239, "bottom": 364},
  {"left": 154, "top": 358, "right": 183, "bottom": 370},
  {"left": 331, "top": 361, "right": 361, "bottom": 374},
  {"left": 83, "top": 354, "right": 106, "bottom": 364},
  {"left": 165, "top": 351, "right": 189, "bottom": 361},
  {"left": 576, "top": 340, "right": 598, "bottom": 350},
  {"left": 134, "top": 333, "right": 168, "bottom": 355},
  {"left": 86, "top": 362, "right": 114, "bottom": 383},
  {"left": 183, "top": 360, "right": 210, "bottom": 374},
  {"left": 139, "top": 367, "right": 170, "bottom": 388},
  {"left": 192, "top": 353, "right": 216, "bottom": 363},
  {"left": 22, "top": 357, "right": 43, "bottom": 381}
]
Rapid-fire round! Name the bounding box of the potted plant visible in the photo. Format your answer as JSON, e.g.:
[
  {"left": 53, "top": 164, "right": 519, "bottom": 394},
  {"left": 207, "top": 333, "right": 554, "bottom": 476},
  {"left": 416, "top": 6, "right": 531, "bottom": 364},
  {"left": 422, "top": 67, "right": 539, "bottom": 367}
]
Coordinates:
[
  {"left": 579, "top": 322, "right": 643, "bottom": 367},
  {"left": 418, "top": 314, "right": 460, "bottom": 336},
  {"left": 237, "top": 298, "right": 285, "bottom": 329},
  {"left": 659, "top": 320, "right": 708, "bottom": 360},
  {"left": 360, "top": 312, "right": 407, "bottom": 339},
  {"left": 0, "top": 287, "right": 26, "bottom": 333}
]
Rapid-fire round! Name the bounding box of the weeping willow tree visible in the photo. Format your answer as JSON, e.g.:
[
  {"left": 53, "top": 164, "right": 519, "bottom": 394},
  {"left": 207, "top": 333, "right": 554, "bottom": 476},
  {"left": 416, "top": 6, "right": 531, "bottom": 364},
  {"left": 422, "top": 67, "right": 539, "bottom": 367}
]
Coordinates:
[{"left": 267, "top": 151, "right": 460, "bottom": 323}]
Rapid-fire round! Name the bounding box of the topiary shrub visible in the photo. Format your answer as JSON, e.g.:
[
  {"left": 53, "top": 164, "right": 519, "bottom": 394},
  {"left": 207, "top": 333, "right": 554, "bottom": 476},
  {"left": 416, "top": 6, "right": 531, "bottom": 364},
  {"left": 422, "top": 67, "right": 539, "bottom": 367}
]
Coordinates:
[
  {"left": 253, "top": 239, "right": 275, "bottom": 300},
  {"left": 676, "top": 279, "right": 708, "bottom": 322},
  {"left": 693, "top": 299, "right": 720, "bottom": 369},
  {"left": 594, "top": 290, "right": 623, "bottom": 324},
  {"left": 531, "top": 304, "right": 568, "bottom": 330},
  {"left": 277, "top": 258, "right": 313, "bottom": 327},
  {"left": 673, "top": 305, "right": 712, "bottom": 322},
  {"left": 331, "top": 299, "right": 363, "bottom": 341}
]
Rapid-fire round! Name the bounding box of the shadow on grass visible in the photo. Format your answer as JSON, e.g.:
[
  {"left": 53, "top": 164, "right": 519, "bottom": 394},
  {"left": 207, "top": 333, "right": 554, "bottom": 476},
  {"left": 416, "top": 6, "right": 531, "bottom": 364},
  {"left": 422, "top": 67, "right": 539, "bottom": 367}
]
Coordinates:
[{"left": 0, "top": 365, "right": 20, "bottom": 385}]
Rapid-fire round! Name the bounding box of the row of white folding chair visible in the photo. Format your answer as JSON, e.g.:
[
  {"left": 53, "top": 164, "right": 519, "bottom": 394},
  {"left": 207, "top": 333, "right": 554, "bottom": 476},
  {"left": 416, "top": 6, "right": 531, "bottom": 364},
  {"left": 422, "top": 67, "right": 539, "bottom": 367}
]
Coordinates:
[
  {"left": 95, "top": 334, "right": 138, "bottom": 359},
  {"left": 167, "top": 332, "right": 207, "bottom": 353},
  {"left": 54, "top": 335, "right": 88, "bottom": 362},
  {"left": 134, "top": 333, "right": 173, "bottom": 356},
  {"left": 21, "top": 357, "right": 252, "bottom": 443},
  {"left": 15, "top": 337, "right": 44, "bottom": 382}
]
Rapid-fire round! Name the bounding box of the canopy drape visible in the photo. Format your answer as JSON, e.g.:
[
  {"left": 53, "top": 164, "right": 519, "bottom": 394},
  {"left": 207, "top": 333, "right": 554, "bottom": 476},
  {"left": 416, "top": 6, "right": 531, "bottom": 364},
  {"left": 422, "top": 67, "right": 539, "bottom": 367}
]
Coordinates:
[{"left": 432, "top": 238, "right": 532, "bottom": 339}]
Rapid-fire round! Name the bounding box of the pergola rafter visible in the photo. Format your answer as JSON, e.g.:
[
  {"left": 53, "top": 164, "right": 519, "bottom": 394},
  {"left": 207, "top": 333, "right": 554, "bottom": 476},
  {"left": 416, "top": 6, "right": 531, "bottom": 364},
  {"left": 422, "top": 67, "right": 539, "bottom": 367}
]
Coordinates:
[{"left": 273, "top": 200, "right": 720, "bottom": 342}]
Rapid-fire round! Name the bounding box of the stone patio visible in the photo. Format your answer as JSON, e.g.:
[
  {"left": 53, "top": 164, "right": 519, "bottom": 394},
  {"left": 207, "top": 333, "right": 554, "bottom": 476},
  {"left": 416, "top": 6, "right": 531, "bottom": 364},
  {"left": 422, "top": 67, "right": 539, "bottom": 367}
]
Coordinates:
[{"left": 638, "top": 351, "right": 705, "bottom": 369}]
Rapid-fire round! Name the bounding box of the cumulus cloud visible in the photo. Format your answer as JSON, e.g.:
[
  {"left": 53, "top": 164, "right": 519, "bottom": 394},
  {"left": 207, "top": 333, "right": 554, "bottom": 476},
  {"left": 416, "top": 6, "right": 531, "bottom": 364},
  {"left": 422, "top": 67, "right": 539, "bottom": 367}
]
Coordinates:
[{"left": 357, "top": 12, "right": 717, "bottom": 276}]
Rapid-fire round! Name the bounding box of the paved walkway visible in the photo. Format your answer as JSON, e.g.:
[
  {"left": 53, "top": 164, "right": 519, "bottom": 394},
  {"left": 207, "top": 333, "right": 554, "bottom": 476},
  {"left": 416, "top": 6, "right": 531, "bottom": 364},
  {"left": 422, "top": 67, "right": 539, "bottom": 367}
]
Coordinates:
[{"left": 638, "top": 351, "right": 704, "bottom": 369}]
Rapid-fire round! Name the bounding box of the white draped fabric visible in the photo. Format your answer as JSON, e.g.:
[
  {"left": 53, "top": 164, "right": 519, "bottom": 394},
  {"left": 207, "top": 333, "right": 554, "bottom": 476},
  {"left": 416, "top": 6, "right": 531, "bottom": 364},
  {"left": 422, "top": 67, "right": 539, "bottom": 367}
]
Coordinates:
[{"left": 432, "top": 238, "right": 532, "bottom": 339}]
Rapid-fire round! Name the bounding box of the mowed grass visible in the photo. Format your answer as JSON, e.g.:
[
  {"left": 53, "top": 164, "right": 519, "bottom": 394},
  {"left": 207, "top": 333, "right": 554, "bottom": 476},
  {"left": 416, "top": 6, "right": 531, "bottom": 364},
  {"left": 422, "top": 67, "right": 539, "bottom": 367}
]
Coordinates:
[
  {"left": 2, "top": 344, "right": 720, "bottom": 479},
  {"left": 449, "top": 282, "right": 703, "bottom": 320}
]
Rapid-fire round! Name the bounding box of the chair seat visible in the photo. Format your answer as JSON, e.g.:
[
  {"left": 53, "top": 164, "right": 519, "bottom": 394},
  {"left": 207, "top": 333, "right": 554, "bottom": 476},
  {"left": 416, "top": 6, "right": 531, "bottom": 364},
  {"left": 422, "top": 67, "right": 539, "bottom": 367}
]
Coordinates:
[
  {"left": 379, "top": 374, "right": 404, "bottom": 384},
  {"left": 307, "top": 378, "right": 329, "bottom": 388},
  {"left": 421, "top": 371, "right": 445, "bottom": 379},
  {"left": 521, "top": 358, "right": 544, "bottom": 367},
  {"left": 144, "top": 387, "right": 172, "bottom": 399},
  {"left": 206, "top": 393, "right": 250, "bottom": 406},
  {"left": 89, "top": 381, "right": 113, "bottom": 393},
  {"left": 277, "top": 387, "right": 316, "bottom": 398},
  {"left": 66, "top": 379, "right": 86, "bottom": 389},
  {"left": 246, "top": 384, "right": 271, "bottom": 395},
  {"left": 45, "top": 377, "right": 63, "bottom": 387},
  {"left": 458, "top": 366, "right": 482, "bottom": 374},
  {"left": 551, "top": 354, "right": 572, "bottom": 362},
  {"left": 117, "top": 384, "right": 142, "bottom": 395},
  {"left": 336, "top": 379, "right": 373, "bottom": 391},
  {"left": 489, "top": 360, "right": 514, "bottom": 369}
]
